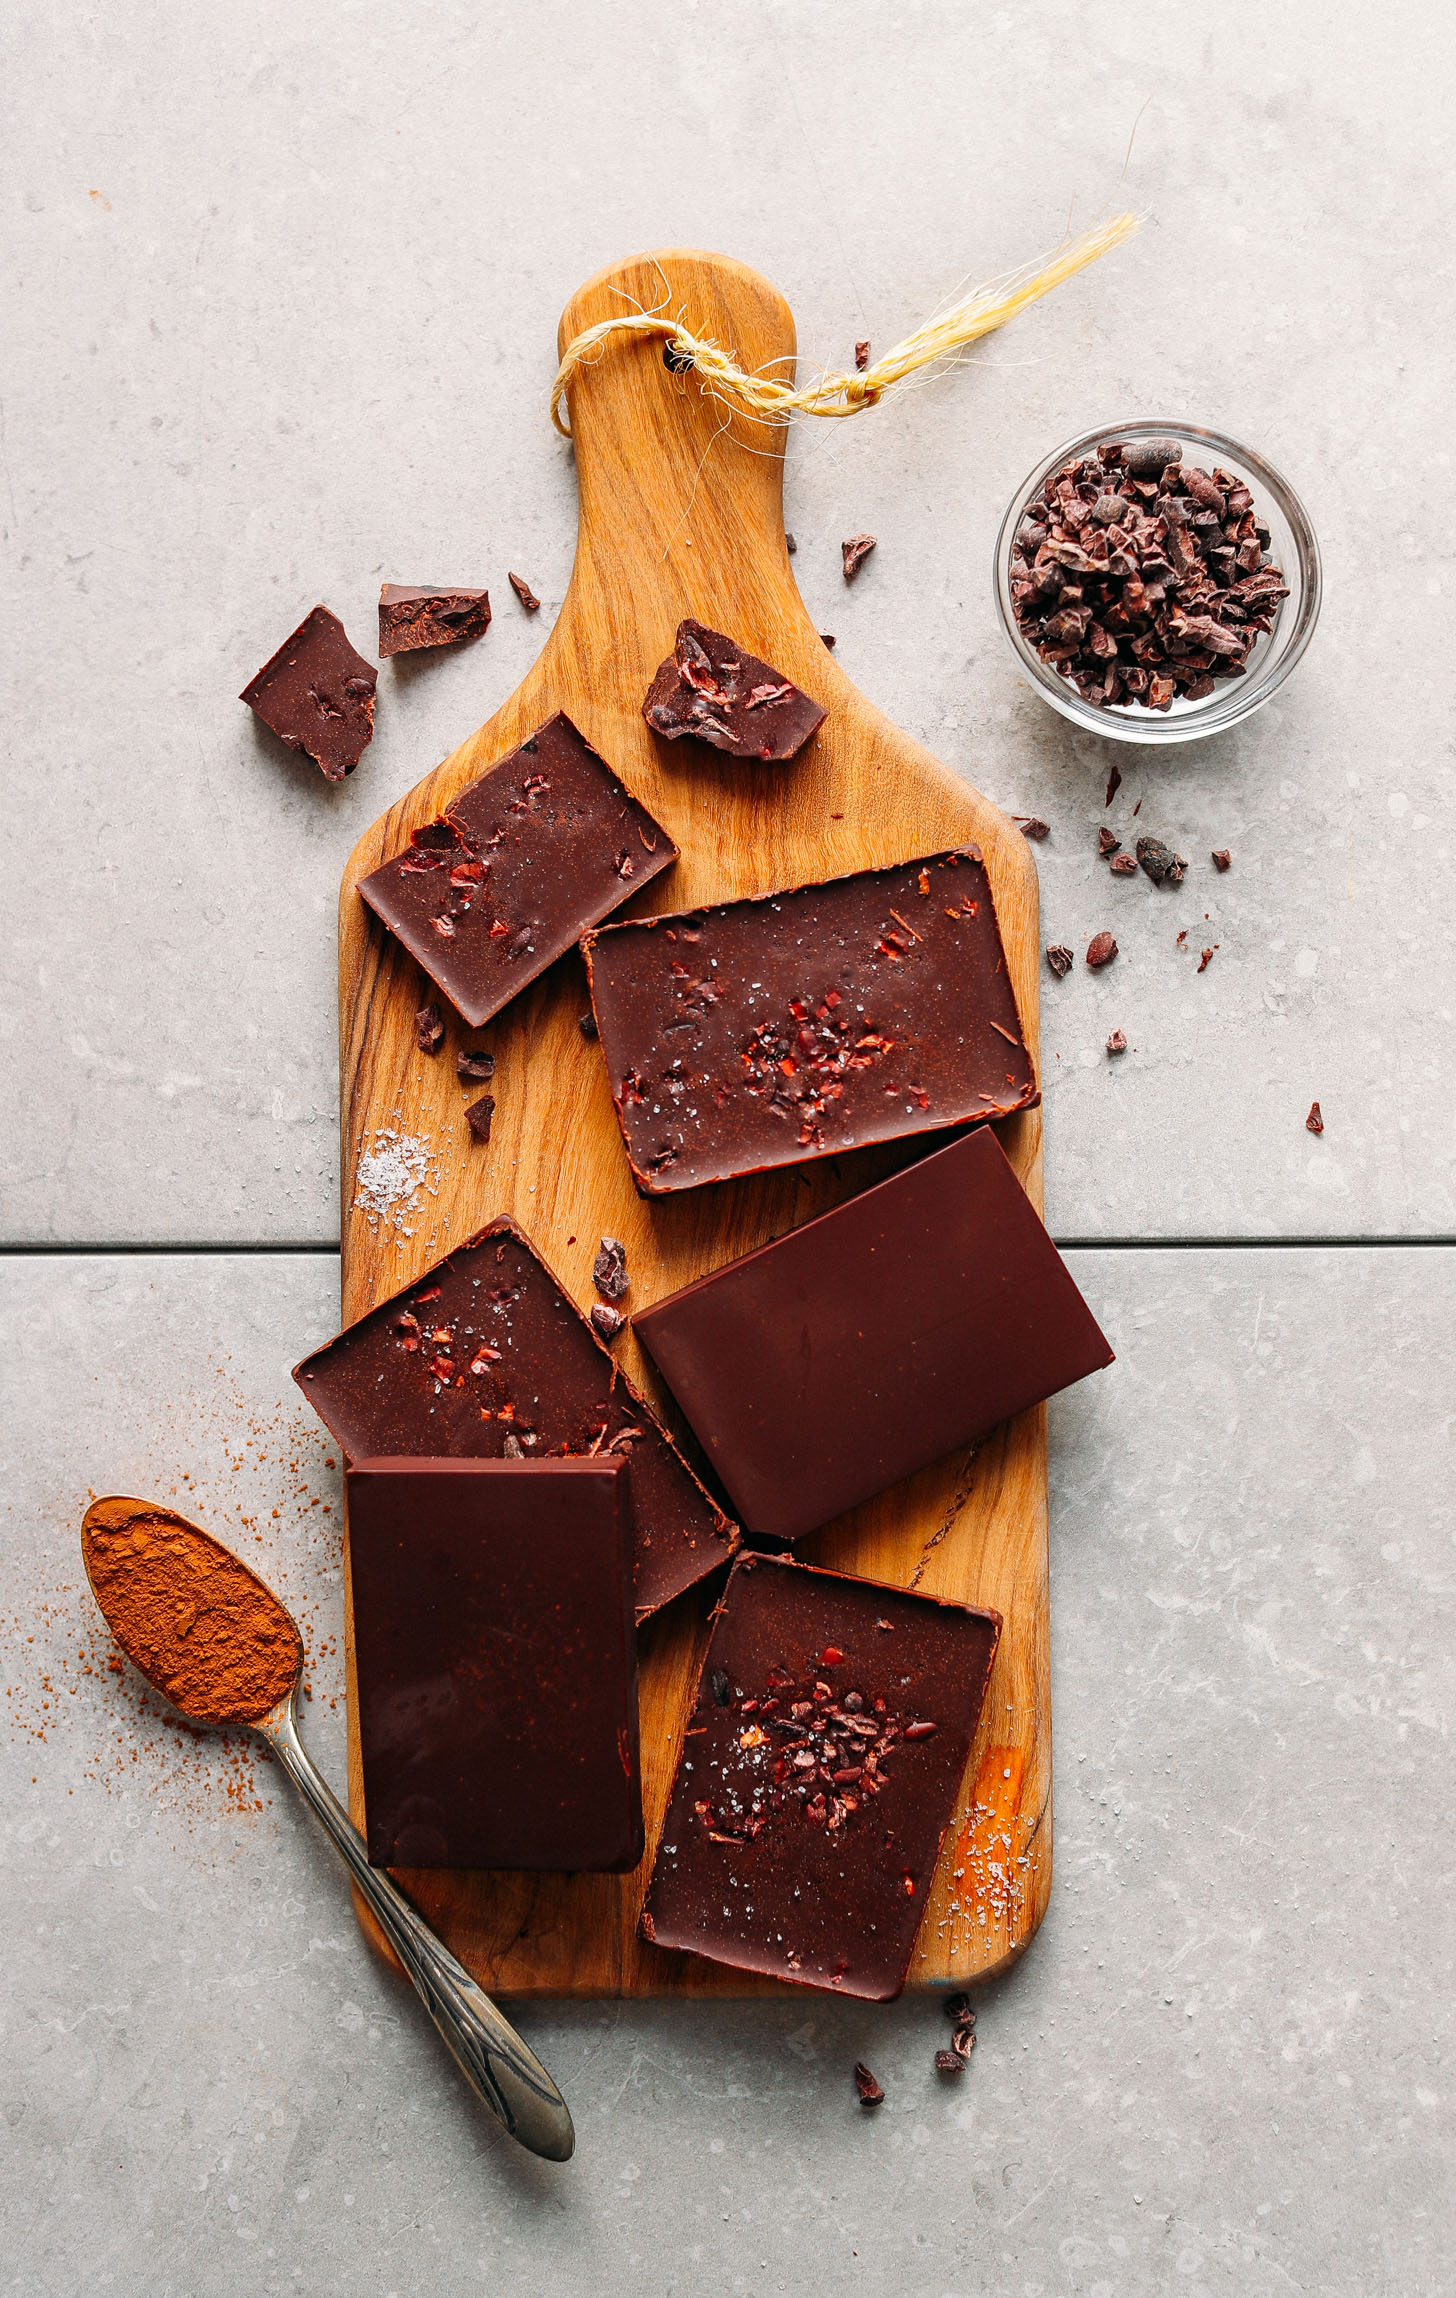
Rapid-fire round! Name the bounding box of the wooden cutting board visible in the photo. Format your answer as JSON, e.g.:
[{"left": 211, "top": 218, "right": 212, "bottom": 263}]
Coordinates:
[{"left": 337, "top": 249, "right": 1050, "bottom": 1996}]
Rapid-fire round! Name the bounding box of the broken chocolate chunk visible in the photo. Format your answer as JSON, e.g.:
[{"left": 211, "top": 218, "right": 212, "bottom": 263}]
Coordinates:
[
  {"left": 1136, "top": 836, "right": 1179, "bottom": 884},
  {"left": 1086, "top": 932, "right": 1117, "bottom": 969},
  {"left": 854, "top": 2062, "right": 885, "bottom": 2106},
  {"left": 1014, "top": 816, "right": 1050, "bottom": 840},
  {"left": 593, "top": 1236, "right": 629, "bottom": 1303},
  {"left": 240, "top": 605, "right": 376, "bottom": 781},
  {"left": 590, "top": 1303, "right": 625, "bottom": 1342},
  {"left": 1306, "top": 1101, "right": 1324, "bottom": 1134},
  {"left": 1106, "top": 1029, "right": 1127, "bottom": 1055},
  {"left": 464, "top": 1092, "right": 495, "bottom": 1142},
  {"left": 1212, "top": 848, "right": 1231, "bottom": 871},
  {"left": 415, "top": 1000, "right": 445, "bottom": 1054},
  {"left": 378, "top": 585, "right": 490, "bottom": 657},
  {"left": 841, "top": 533, "right": 876, "bottom": 581},
  {"left": 508, "top": 572, "right": 540, "bottom": 612},
  {"left": 642, "top": 618, "right": 826, "bottom": 764},
  {"left": 456, "top": 1048, "right": 496, "bottom": 1083},
  {"left": 1046, "top": 944, "right": 1074, "bottom": 977}
]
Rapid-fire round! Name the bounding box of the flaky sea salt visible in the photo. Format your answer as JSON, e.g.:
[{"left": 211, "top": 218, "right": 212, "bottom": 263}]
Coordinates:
[{"left": 352, "top": 1128, "right": 438, "bottom": 1240}]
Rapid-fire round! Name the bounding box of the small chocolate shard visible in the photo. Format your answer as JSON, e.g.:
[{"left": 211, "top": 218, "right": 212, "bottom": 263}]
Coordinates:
[
  {"left": 642, "top": 618, "right": 826, "bottom": 763},
  {"left": 1046, "top": 944, "right": 1074, "bottom": 977},
  {"left": 1086, "top": 932, "right": 1117, "bottom": 969},
  {"left": 1306, "top": 1101, "right": 1324, "bottom": 1134},
  {"left": 593, "top": 1236, "right": 629, "bottom": 1303},
  {"left": 240, "top": 605, "right": 376, "bottom": 781},
  {"left": 415, "top": 1000, "right": 445, "bottom": 1054},
  {"left": 1105, "top": 763, "right": 1122, "bottom": 808},
  {"left": 1014, "top": 817, "right": 1050, "bottom": 840},
  {"left": 841, "top": 533, "right": 877, "bottom": 581},
  {"left": 508, "top": 572, "right": 541, "bottom": 612},
  {"left": 378, "top": 585, "right": 490, "bottom": 657},
  {"left": 465, "top": 1093, "right": 495, "bottom": 1142}
]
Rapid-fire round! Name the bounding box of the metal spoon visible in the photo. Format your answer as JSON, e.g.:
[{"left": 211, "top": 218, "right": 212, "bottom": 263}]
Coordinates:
[{"left": 80, "top": 1495, "right": 574, "bottom": 2162}]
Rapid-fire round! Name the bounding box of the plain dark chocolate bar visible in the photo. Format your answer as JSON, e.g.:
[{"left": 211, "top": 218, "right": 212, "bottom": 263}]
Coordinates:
[
  {"left": 640, "top": 1553, "right": 1000, "bottom": 1998},
  {"left": 642, "top": 618, "right": 827, "bottom": 762},
  {"left": 581, "top": 846, "right": 1037, "bottom": 1193},
  {"left": 378, "top": 584, "right": 491, "bottom": 656},
  {"left": 240, "top": 604, "right": 377, "bottom": 780},
  {"left": 633, "top": 1126, "right": 1112, "bottom": 1542},
  {"left": 349, "top": 1457, "right": 642, "bottom": 1871},
  {"left": 360, "top": 712, "right": 677, "bottom": 1028},
  {"left": 293, "top": 1217, "right": 737, "bottom": 1619}
]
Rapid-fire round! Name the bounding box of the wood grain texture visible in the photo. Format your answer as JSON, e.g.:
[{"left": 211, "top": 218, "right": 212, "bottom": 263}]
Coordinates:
[{"left": 337, "top": 250, "right": 1051, "bottom": 1997}]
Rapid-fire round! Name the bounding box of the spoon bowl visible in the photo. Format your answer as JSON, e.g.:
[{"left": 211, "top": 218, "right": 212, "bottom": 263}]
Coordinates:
[{"left": 81, "top": 1495, "right": 575, "bottom": 2162}]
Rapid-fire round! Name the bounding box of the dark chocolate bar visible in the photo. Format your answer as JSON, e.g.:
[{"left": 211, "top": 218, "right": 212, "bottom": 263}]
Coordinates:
[
  {"left": 642, "top": 619, "right": 826, "bottom": 762},
  {"left": 360, "top": 713, "right": 677, "bottom": 1028},
  {"left": 293, "top": 1218, "right": 737, "bottom": 1619},
  {"left": 582, "top": 847, "right": 1037, "bottom": 1193},
  {"left": 349, "top": 1457, "right": 642, "bottom": 1871},
  {"left": 240, "top": 605, "right": 377, "bottom": 781},
  {"left": 640, "top": 1553, "right": 1000, "bottom": 1998},
  {"left": 378, "top": 584, "right": 491, "bottom": 656},
  {"left": 634, "top": 1126, "right": 1111, "bottom": 1542}
]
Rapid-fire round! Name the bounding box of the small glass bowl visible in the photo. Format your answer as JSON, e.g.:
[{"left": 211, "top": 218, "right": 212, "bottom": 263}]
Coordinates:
[{"left": 993, "top": 419, "right": 1321, "bottom": 745}]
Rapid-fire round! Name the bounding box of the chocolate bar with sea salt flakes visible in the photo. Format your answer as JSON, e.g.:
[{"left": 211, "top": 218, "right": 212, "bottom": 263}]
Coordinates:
[
  {"left": 293, "top": 1217, "right": 737, "bottom": 1620},
  {"left": 581, "top": 845, "right": 1037, "bottom": 1194}
]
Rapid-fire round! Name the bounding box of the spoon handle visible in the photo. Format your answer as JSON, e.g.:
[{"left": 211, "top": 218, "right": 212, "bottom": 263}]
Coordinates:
[{"left": 263, "top": 1696, "right": 574, "bottom": 2162}]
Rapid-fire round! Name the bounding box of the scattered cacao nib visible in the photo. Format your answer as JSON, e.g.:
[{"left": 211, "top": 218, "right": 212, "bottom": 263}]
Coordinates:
[
  {"left": 934, "top": 2048, "right": 965, "bottom": 2075},
  {"left": 1086, "top": 932, "right": 1117, "bottom": 969},
  {"left": 1198, "top": 946, "right": 1216, "bottom": 972},
  {"left": 854, "top": 339, "right": 870, "bottom": 372},
  {"left": 501, "top": 1431, "right": 524, "bottom": 1458},
  {"left": 507, "top": 572, "right": 541, "bottom": 612},
  {"left": 1105, "top": 763, "right": 1122, "bottom": 808},
  {"left": 1135, "top": 836, "right": 1180, "bottom": 885},
  {"left": 1010, "top": 439, "right": 1290, "bottom": 711},
  {"left": 593, "top": 1235, "right": 629, "bottom": 1302},
  {"left": 1306, "top": 1101, "right": 1324, "bottom": 1134},
  {"left": 842, "top": 533, "right": 877, "bottom": 581},
  {"left": 1109, "top": 853, "right": 1138, "bottom": 876},
  {"left": 1107, "top": 1029, "right": 1127, "bottom": 1055},
  {"left": 590, "top": 1303, "right": 626, "bottom": 1341},
  {"left": 1046, "top": 943, "right": 1075, "bottom": 977},
  {"left": 415, "top": 1000, "right": 445, "bottom": 1054},
  {"left": 456, "top": 1048, "right": 496, "bottom": 1083},
  {"left": 578, "top": 1009, "right": 599, "bottom": 1042},
  {"left": 378, "top": 585, "right": 490, "bottom": 657},
  {"left": 785, "top": 533, "right": 797, "bottom": 554},
  {"left": 854, "top": 2061, "right": 885, "bottom": 2107},
  {"left": 1212, "top": 848, "right": 1231, "bottom": 871},
  {"left": 1098, "top": 827, "right": 1121, "bottom": 857},
  {"left": 465, "top": 1092, "right": 495, "bottom": 1143},
  {"left": 945, "top": 1991, "right": 973, "bottom": 2023},
  {"left": 240, "top": 605, "right": 376, "bottom": 781},
  {"left": 642, "top": 618, "right": 826, "bottom": 763},
  {"left": 1014, "top": 816, "right": 1050, "bottom": 840}
]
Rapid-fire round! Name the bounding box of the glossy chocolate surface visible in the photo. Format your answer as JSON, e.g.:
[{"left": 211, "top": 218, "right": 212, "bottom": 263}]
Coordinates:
[
  {"left": 634, "top": 1126, "right": 1113, "bottom": 1541},
  {"left": 359, "top": 712, "right": 677, "bottom": 1027},
  {"left": 349, "top": 1457, "right": 643, "bottom": 1872},
  {"left": 378, "top": 584, "right": 491, "bottom": 656},
  {"left": 582, "top": 846, "right": 1037, "bottom": 1193},
  {"left": 293, "top": 1218, "right": 737, "bottom": 1619},
  {"left": 642, "top": 618, "right": 826, "bottom": 761},
  {"left": 240, "top": 604, "right": 376, "bottom": 780},
  {"left": 640, "top": 1553, "right": 1000, "bottom": 1999}
]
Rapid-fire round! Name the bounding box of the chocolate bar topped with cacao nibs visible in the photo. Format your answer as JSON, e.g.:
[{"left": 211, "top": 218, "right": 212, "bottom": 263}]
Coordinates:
[
  {"left": 639, "top": 1553, "right": 1001, "bottom": 2000},
  {"left": 358, "top": 712, "right": 677, "bottom": 1028},
  {"left": 292, "top": 1217, "right": 737, "bottom": 1620},
  {"left": 1009, "top": 439, "right": 1290, "bottom": 712},
  {"left": 240, "top": 605, "right": 377, "bottom": 781},
  {"left": 378, "top": 584, "right": 491, "bottom": 656},
  {"left": 642, "top": 618, "right": 827, "bottom": 763},
  {"left": 581, "top": 847, "right": 1037, "bottom": 1195}
]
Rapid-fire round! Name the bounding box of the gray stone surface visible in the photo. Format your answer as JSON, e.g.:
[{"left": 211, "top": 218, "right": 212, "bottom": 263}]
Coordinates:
[
  {"left": 4, "top": 3, "right": 1454, "bottom": 1245},
  {"left": 4, "top": 1248, "right": 1451, "bottom": 2296}
]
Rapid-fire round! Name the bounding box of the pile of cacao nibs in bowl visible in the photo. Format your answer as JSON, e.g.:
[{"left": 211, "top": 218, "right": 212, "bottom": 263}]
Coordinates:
[{"left": 993, "top": 422, "right": 1321, "bottom": 742}]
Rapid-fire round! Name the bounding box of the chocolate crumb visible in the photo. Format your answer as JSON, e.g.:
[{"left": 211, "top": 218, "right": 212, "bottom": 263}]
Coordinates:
[
  {"left": 1109, "top": 853, "right": 1138, "bottom": 876},
  {"left": 854, "top": 340, "right": 870, "bottom": 372},
  {"left": 1086, "top": 932, "right": 1118, "bottom": 969},
  {"left": 508, "top": 572, "right": 541, "bottom": 613},
  {"left": 1107, "top": 1029, "right": 1128, "bottom": 1055},
  {"left": 1098, "top": 827, "right": 1121, "bottom": 857},
  {"left": 1306, "top": 1101, "right": 1324, "bottom": 1134},
  {"left": 1014, "top": 816, "right": 1050, "bottom": 840},
  {"left": 1046, "top": 944, "right": 1075, "bottom": 978},
  {"left": 1198, "top": 946, "right": 1216, "bottom": 972},
  {"left": 1212, "top": 848, "right": 1231, "bottom": 871},
  {"left": 593, "top": 1235, "right": 629, "bottom": 1302},
  {"left": 1105, "top": 763, "right": 1122, "bottom": 809},
  {"left": 590, "top": 1303, "right": 625, "bottom": 1341},
  {"left": 853, "top": 2061, "right": 885, "bottom": 2107},
  {"left": 415, "top": 1000, "right": 445, "bottom": 1054},
  {"left": 841, "top": 533, "right": 877, "bottom": 582},
  {"left": 456, "top": 1048, "right": 496, "bottom": 1082},
  {"left": 464, "top": 1093, "right": 495, "bottom": 1143},
  {"left": 578, "top": 1009, "right": 599, "bottom": 1042}
]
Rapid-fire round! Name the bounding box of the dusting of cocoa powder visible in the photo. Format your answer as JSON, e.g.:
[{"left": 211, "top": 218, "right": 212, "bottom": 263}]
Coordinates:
[{"left": 82, "top": 1498, "right": 302, "bottom": 1725}]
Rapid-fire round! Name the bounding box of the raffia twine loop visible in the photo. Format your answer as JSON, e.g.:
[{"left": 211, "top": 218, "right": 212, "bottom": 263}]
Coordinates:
[{"left": 549, "top": 214, "right": 1137, "bottom": 438}]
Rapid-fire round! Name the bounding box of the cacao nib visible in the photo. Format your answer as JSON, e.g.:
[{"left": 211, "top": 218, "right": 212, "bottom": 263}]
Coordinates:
[
  {"left": 1046, "top": 943, "right": 1074, "bottom": 977},
  {"left": 854, "top": 2062, "right": 885, "bottom": 2106},
  {"left": 1106, "top": 1029, "right": 1127, "bottom": 1055},
  {"left": 1086, "top": 932, "right": 1117, "bottom": 969},
  {"left": 465, "top": 1092, "right": 495, "bottom": 1142},
  {"left": 1105, "top": 762, "right": 1122, "bottom": 808},
  {"left": 934, "top": 2048, "right": 965, "bottom": 2075},
  {"left": 1109, "top": 853, "right": 1137, "bottom": 876},
  {"left": 1212, "top": 848, "right": 1231, "bottom": 871},
  {"left": 507, "top": 572, "right": 541, "bottom": 612},
  {"left": 1198, "top": 946, "right": 1216, "bottom": 972},
  {"left": 456, "top": 1048, "right": 495, "bottom": 1082},
  {"left": 593, "top": 1235, "right": 629, "bottom": 1302},
  {"left": 842, "top": 533, "right": 877, "bottom": 581},
  {"left": 854, "top": 340, "right": 870, "bottom": 371},
  {"left": 1014, "top": 816, "right": 1050, "bottom": 840},
  {"left": 1098, "top": 827, "right": 1121, "bottom": 856},
  {"left": 415, "top": 1000, "right": 445, "bottom": 1053},
  {"left": 590, "top": 1303, "right": 625, "bottom": 1341},
  {"left": 1136, "top": 837, "right": 1178, "bottom": 885},
  {"left": 1306, "top": 1101, "right": 1324, "bottom": 1134},
  {"left": 579, "top": 1009, "right": 599, "bottom": 1042}
]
